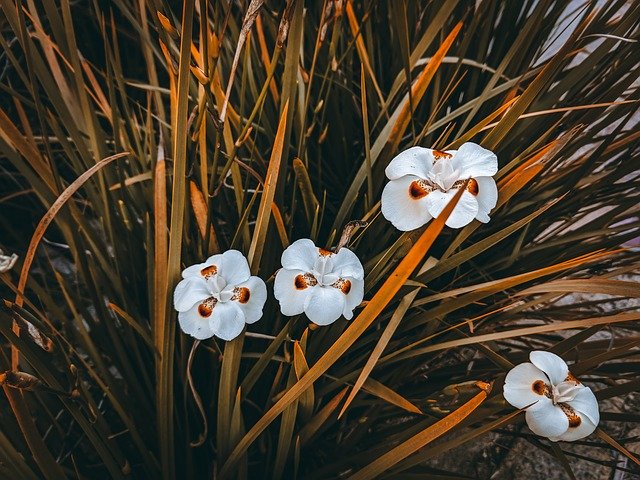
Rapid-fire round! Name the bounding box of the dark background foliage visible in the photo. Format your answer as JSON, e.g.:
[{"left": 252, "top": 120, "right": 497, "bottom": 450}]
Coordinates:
[{"left": 0, "top": 0, "right": 639, "bottom": 478}]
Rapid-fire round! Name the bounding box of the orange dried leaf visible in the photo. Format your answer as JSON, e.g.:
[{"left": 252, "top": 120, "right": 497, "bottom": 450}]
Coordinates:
[{"left": 350, "top": 382, "right": 491, "bottom": 479}]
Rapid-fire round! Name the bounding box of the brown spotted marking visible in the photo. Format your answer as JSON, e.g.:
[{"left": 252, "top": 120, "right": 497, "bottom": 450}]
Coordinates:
[
  {"left": 532, "top": 380, "right": 546, "bottom": 395},
  {"left": 565, "top": 372, "right": 581, "bottom": 384},
  {"left": 532, "top": 380, "right": 552, "bottom": 398},
  {"left": 233, "top": 287, "right": 251, "bottom": 304},
  {"left": 294, "top": 275, "right": 307, "bottom": 290},
  {"left": 432, "top": 149, "right": 453, "bottom": 161},
  {"left": 451, "top": 179, "right": 479, "bottom": 195},
  {"left": 198, "top": 297, "right": 216, "bottom": 318},
  {"left": 319, "top": 248, "right": 333, "bottom": 256},
  {"left": 409, "top": 180, "right": 432, "bottom": 200},
  {"left": 294, "top": 273, "right": 318, "bottom": 290},
  {"left": 332, "top": 278, "right": 351, "bottom": 294},
  {"left": 200, "top": 264, "right": 218, "bottom": 278},
  {"left": 559, "top": 403, "right": 582, "bottom": 427},
  {"left": 467, "top": 178, "right": 479, "bottom": 196},
  {"left": 569, "top": 414, "right": 582, "bottom": 428}
]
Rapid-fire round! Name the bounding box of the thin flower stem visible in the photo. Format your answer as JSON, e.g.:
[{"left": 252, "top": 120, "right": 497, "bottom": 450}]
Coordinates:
[{"left": 187, "top": 340, "right": 208, "bottom": 447}]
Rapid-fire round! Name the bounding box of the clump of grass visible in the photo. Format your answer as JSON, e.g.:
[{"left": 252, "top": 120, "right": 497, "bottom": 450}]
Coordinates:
[{"left": 0, "top": 1, "right": 639, "bottom": 478}]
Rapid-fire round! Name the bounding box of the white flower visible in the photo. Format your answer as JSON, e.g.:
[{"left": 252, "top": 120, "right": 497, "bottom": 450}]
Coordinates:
[
  {"left": 503, "top": 351, "right": 600, "bottom": 442},
  {"left": 274, "top": 239, "right": 364, "bottom": 326},
  {"left": 381, "top": 142, "right": 498, "bottom": 230},
  {"left": 173, "top": 250, "right": 267, "bottom": 341},
  {"left": 0, "top": 250, "right": 18, "bottom": 273}
]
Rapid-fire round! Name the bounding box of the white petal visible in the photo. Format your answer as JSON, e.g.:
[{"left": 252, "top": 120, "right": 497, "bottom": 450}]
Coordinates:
[
  {"left": 218, "top": 250, "right": 251, "bottom": 285},
  {"left": 178, "top": 303, "right": 215, "bottom": 340},
  {"left": 274, "top": 268, "right": 313, "bottom": 316},
  {"left": 426, "top": 189, "right": 478, "bottom": 228},
  {"left": 381, "top": 175, "right": 433, "bottom": 231},
  {"left": 182, "top": 256, "right": 221, "bottom": 279},
  {"left": 475, "top": 211, "right": 491, "bottom": 223},
  {"left": 385, "top": 146, "right": 433, "bottom": 180},
  {"left": 566, "top": 386, "right": 599, "bottom": 425},
  {"left": 209, "top": 301, "right": 245, "bottom": 341},
  {"left": 549, "top": 411, "right": 597, "bottom": 442},
  {"left": 304, "top": 286, "right": 346, "bottom": 326},
  {"left": 530, "top": 351, "right": 569, "bottom": 386},
  {"left": 0, "top": 253, "right": 18, "bottom": 272},
  {"left": 233, "top": 276, "right": 268, "bottom": 324},
  {"left": 452, "top": 142, "right": 498, "bottom": 178},
  {"left": 173, "top": 277, "right": 211, "bottom": 312},
  {"left": 342, "top": 277, "right": 364, "bottom": 319},
  {"left": 525, "top": 403, "right": 569, "bottom": 439},
  {"left": 281, "top": 238, "right": 318, "bottom": 271},
  {"left": 313, "top": 255, "right": 335, "bottom": 278},
  {"left": 503, "top": 362, "right": 551, "bottom": 409},
  {"left": 474, "top": 176, "right": 498, "bottom": 222},
  {"left": 332, "top": 248, "right": 364, "bottom": 280}
]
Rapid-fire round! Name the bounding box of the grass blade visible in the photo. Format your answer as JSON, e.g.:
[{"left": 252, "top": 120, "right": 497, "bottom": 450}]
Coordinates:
[{"left": 350, "top": 382, "right": 491, "bottom": 480}]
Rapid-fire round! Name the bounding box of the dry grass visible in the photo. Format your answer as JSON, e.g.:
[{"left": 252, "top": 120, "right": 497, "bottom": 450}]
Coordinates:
[{"left": 0, "top": 0, "right": 639, "bottom": 478}]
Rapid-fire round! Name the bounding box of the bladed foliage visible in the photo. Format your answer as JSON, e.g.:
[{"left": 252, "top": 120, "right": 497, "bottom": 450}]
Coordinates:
[{"left": 0, "top": 0, "right": 638, "bottom": 478}]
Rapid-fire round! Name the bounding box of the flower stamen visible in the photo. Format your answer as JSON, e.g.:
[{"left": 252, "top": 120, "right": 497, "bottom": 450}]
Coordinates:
[{"left": 551, "top": 381, "right": 581, "bottom": 405}]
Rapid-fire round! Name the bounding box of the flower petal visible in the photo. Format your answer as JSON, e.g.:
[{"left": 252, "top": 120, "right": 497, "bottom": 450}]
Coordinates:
[
  {"left": 426, "top": 189, "right": 478, "bottom": 228},
  {"left": 304, "top": 285, "right": 346, "bottom": 326},
  {"left": 281, "top": 238, "right": 319, "bottom": 271},
  {"left": 181, "top": 256, "right": 221, "bottom": 279},
  {"left": 385, "top": 146, "right": 433, "bottom": 180},
  {"left": 525, "top": 403, "right": 569, "bottom": 439},
  {"left": 173, "top": 277, "right": 211, "bottom": 312},
  {"left": 233, "top": 276, "right": 268, "bottom": 324},
  {"left": 0, "top": 252, "right": 18, "bottom": 272},
  {"left": 381, "top": 175, "right": 433, "bottom": 231},
  {"left": 503, "top": 362, "right": 552, "bottom": 409},
  {"left": 218, "top": 250, "right": 251, "bottom": 285},
  {"left": 549, "top": 410, "right": 597, "bottom": 442},
  {"left": 474, "top": 176, "right": 498, "bottom": 223},
  {"left": 178, "top": 302, "right": 216, "bottom": 340},
  {"left": 566, "top": 386, "right": 599, "bottom": 426},
  {"left": 274, "top": 268, "right": 314, "bottom": 316},
  {"left": 209, "top": 301, "right": 245, "bottom": 341},
  {"left": 341, "top": 277, "right": 364, "bottom": 320},
  {"left": 452, "top": 142, "right": 498, "bottom": 178},
  {"left": 530, "top": 351, "right": 569, "bottom": 386},
  {"left": 332, "top": 248, "right": 364, "bottom": 280}
]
